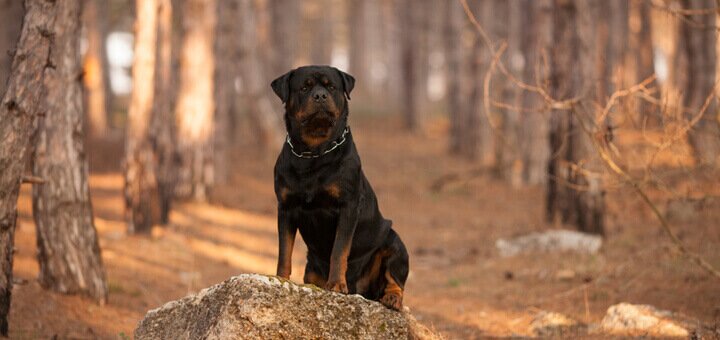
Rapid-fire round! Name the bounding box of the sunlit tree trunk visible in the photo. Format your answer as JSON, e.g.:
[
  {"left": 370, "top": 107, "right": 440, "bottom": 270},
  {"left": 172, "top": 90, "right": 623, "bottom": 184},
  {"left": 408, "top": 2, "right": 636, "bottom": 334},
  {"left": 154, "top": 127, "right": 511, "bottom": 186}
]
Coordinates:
[
  {"left": 31, "top": 0, "right": 107, "bottom": 302},
  {"left": 681, "top": 0, "right": 720, "bottom": 166},
  {"left": 125, "top": 0, "right": 160, "bottom": 233},
  {"left": 0, "top": 0, "right": 62, "bottom": 334},
  {"left": 175, "top": 0, "right": 217, "bottom": 201},
  {"left": 150, "top": 0, "right": 177, "bottom": 224},
  {"left": 546, "top": 0, "right": 606, "bottom": 235},
  {"left": 0, "top": 0, "right": 23, "bottom": 97},
  {"left": 82, "top": 0, "right": 110, "bottom": 138},
  {"left": 628, "top": 0, "right": 655, "bottom": 125}
]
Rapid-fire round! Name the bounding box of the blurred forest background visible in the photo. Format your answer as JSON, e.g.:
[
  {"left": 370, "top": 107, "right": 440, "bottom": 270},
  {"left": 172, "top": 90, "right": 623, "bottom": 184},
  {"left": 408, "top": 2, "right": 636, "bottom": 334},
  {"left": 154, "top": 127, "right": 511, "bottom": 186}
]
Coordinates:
[{"left": 0, "top": 0, "right": 719, "bottom": 338}]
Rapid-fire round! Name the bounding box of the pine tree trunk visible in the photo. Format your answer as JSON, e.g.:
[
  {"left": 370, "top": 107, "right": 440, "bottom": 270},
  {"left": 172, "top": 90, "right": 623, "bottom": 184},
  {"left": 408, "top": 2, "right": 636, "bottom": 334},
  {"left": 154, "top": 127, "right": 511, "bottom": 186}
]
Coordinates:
[
  {"left": 125, "top": 0, "right": 160, "bottom": 233},
  {"left": 175, "top": 0, "right": 217, "bottom": 201},
  {"left": 520, "top": 0, "right": 551, "bottom": 185},
  {"left": 628, "top": 0, "right": 655, "bottom": 125},
  {"left": 445, "top": 0, "right": 465, "bottom": 154},
  {"left": 308, "top": 0, "right": 333, "bottom": 65},
  {"left": 681, "top": 0, "right": 720, "bottom": 166},
  {"left": 214, "top": 0, "right": 239, "bottom": 186},
  {"left": 269, "top": 0, "right": 299, "bottom": 77},
  {"left": 546, "top": 0, "right": 605, "bottom": 235},
  {"left": 0, "top": 0, "right": 23, "bottom": 97},
  {"left": 399, "top": 0, "right": 419, "bottom": 130},
  {"left": 150, "top": 0, "right": 177, "bottom": 224},
  {"left": 349, "top": 0, "right": 368, "bottom": 94},
  {"left": 31, "top": 0, "right": 107, "bottom": 302},
  {"left": 82, "top": 0, "right": 110, "bottom": 138},
  {"left": 0, "top": 0, "right": 62, "bottom": 334}
]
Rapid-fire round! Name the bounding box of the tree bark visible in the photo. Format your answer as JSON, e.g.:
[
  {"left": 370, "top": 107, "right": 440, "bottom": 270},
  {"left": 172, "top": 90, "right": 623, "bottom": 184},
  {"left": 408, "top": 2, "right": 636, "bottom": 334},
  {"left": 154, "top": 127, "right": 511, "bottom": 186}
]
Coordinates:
[
  {"left": 546, "top": 0, "right": 606, "bottom": 235},
  {"left": 445, "top": 0, "right": 465, "bottom": 154},
  {"left": 308, "top": 0, "right": 333, "bottom": 65},
  {"left": 214, "top": 0, "right": 239, "bottom": 186},
  {"left": 125, "top": 0, "right": 160, "bottom": 233},
  {"left": 348, "top": 0, "right": 368, "bottom": 94},
  {"left": 628, "top": 0, "right": 655, "bottom": 125},
  {"left": 237, "top": 0, "right": 283, "bottom": 149},
  {"left": 520, "top": 0, "right": 551, "bottom": 185},
  {"left": 0, "top": 0, "right": 23, "bottom": 97},
  {"left": 150, "top": 0, "right": 177, "bottom": 225},
  {"left": 82, "top": 0, "right": 110, "bottom": 138},
  {"left": 175, "top": 0, "right": 217, "bottom": 201},
  {"left": 269, "top": 0, "right": 299, "bottom": 77},
  {"left": 681, "top": 0, "right": 720, "bottom": 166},
  {"left": 31, "top": 0, "right": 107, "bottom": 302},
  {"left": 0, "top": 0, "right": 61, "bottom": 334},
  {"left": 399, "top": 0, "right": 420, "bottom": 130}
]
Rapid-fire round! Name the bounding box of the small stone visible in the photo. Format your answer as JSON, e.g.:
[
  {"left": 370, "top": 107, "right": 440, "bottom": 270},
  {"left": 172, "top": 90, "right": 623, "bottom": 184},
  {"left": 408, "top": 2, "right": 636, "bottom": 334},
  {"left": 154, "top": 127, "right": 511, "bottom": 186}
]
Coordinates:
[
  {"left": 496, "top": 230, "right": 602, "bottom": 257},
  {"left": 530, "top": 311, "right": 585, "bottom": 337}
]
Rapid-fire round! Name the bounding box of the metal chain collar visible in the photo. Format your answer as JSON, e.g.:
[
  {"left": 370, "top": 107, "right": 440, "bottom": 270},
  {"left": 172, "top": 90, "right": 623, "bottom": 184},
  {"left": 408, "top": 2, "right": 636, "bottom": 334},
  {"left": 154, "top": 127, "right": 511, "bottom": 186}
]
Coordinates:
[{"left": 286, "top": 127, "right": 350, "bottom": 159}]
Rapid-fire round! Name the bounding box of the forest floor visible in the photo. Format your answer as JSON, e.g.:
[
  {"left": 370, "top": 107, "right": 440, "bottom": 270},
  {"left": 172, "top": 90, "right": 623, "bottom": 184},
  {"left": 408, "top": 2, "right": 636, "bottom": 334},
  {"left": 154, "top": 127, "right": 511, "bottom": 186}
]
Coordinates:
[{"left": 8, "top": 115, "right": 720, "bottom": 339}]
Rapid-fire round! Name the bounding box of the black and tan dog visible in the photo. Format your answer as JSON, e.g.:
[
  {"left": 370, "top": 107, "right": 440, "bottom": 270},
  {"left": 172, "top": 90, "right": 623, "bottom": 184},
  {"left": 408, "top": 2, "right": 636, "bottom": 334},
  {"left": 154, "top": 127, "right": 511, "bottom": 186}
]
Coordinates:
[{"left": 270, "top": 65, "right": 409, "bottom": 310}]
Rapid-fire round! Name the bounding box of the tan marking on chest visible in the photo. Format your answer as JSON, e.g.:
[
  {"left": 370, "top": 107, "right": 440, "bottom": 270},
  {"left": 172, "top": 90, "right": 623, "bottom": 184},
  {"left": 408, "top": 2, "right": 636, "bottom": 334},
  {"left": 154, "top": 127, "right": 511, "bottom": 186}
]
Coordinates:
[
  {"left": 325, "top": 183, "right": 341, "bottom": 198},
  {"left": 280, "top": 187, "right": 290, "bottom": 202}
]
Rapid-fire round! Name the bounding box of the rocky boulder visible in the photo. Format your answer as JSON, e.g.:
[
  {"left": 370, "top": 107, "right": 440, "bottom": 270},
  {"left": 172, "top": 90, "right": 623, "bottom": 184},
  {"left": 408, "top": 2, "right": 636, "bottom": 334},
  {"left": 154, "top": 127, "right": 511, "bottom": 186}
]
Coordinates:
[
  {"left": 134, "top": 274, "right": 439, "bottom": 340},
  {"left": 599, "top": 303, "right": 692, "bottom": 337}
]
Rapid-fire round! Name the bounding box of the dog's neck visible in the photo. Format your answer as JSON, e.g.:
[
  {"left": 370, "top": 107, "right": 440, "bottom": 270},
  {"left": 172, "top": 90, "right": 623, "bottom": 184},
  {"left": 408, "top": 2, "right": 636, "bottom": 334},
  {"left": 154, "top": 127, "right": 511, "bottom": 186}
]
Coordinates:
[{"left": 285, "top": 124, "right": 350, "bottom": 159}]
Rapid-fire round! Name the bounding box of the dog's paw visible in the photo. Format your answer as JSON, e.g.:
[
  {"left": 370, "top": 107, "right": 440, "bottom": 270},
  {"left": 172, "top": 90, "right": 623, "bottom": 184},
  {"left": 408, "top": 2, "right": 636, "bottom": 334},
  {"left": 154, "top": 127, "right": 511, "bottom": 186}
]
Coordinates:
[
  {"left": 379, "top": 293, "right": 403, "bottom": 311},
  {"left": 325, "top": 280, "right": 348, "bottom": 294}
]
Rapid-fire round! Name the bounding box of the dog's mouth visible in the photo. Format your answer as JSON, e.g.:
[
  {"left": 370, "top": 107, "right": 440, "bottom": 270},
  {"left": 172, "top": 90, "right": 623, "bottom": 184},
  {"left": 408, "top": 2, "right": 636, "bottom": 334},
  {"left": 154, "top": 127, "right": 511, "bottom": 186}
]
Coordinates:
[{"left": 301, "top": 112, "right": 336, "bottom": 137}]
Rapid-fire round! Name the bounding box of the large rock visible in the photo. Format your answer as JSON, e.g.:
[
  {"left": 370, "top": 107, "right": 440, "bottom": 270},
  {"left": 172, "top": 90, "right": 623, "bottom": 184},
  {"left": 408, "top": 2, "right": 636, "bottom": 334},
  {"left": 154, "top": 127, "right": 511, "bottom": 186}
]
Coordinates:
[
  {"left": 135, "top": 274, "right": 439, "bottom": 340},
  {"left": 495, "top": 230, "right": 602, "bottom": 257},
  {"left": 599, "top": 303, "right": 691, "bottom": 337}
]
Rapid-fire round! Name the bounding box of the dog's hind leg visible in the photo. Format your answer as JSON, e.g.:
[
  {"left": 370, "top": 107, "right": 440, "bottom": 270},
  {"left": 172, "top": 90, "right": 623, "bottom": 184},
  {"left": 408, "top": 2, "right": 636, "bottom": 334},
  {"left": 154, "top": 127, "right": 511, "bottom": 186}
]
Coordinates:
[{"left": 379, "top": 230, "right": 409, "bottom": 311}]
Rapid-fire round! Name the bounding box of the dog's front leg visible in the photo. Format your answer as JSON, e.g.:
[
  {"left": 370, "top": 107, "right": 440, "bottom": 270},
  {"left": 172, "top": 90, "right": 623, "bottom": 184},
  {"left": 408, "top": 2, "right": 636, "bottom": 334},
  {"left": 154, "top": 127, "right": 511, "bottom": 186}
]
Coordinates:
[
  {"left": 326, "top": 201, "right": 360, "bottom": 294},
  {"left": 276, "top": 210, "right": 296, "bottom": 279}
]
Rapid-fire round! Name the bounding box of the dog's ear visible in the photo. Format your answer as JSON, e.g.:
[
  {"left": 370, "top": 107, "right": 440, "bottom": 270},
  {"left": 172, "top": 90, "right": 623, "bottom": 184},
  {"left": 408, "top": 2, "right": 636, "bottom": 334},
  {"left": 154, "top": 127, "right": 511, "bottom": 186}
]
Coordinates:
[
  {"left": 335, "top": 68, "right": 355, "bottom": 100},
  {"left": 271, "top": 70, "right": 293, "bottom": 103}
]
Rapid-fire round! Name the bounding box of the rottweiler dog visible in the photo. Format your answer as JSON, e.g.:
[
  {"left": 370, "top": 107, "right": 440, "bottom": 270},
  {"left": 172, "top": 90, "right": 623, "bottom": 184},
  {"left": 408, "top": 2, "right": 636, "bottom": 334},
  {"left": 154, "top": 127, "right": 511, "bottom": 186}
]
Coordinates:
[{"left": 270, "top": 65, "right": 409, "bottom": 310}]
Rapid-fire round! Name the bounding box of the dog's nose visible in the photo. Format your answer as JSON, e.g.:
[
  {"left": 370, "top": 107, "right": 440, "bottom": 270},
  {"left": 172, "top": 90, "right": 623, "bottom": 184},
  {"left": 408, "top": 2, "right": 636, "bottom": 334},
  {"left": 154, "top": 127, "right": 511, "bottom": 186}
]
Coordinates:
[{"left": 312, "top": 89, "right": 329, "bottom": 102}]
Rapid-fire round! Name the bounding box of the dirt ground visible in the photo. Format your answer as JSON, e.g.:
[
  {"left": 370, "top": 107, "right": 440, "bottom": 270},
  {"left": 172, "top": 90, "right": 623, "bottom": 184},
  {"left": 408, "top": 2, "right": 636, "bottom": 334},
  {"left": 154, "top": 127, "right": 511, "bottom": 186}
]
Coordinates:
[{"left": 8, "top": 115, "right": 720, "bottom": 339}]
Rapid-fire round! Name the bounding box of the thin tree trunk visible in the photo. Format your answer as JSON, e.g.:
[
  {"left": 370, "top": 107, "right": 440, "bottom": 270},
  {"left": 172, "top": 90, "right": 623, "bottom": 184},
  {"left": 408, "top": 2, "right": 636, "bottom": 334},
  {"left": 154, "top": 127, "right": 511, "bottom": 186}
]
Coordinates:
[
  {"left": 308, "top": 0, "right": 333, "bottom": 65},
  {"left": 31, "top": 0, "right": 107, "bottom": 302},
  {"left": 125, "top": 0, "right": 160, "bottom": 233},
  {"left": 175, "top": 0, "right": 217, "bottom": 201},
  {"left": 546, "top": 0, "right": 605, "bottom": 235},
  {"left": 214, "top": 0, "right": 239, "bottom": 186},
  {"left": 82, "top": 0, "right": 110, "bottom": 138},
  {"left": 628, "top": 0, "right": 656, "bottom": 125},
  {"left": 238, "top": 0, "right": 283, "bottom": 149},
  {"left": 0, "top": 0, "right": 61, "bottom": 334},
  {"left": 0, "top": 0, "right": 23, "bottom": 97},
  {"left": 269, "top": 0, "right": 299, "bottom": 77},
  {"left": 399, "top": 0, "right": 419, "bottom": 130},
  {"left": 681, "top": 0, "right": 720, "bottom": 166},
  {"left": 495, "top": 0, "right": 522, "bottom": 185},
  {"left": 521, "top": 0, "right": 552, "bottom": 185},
  {"left": 349, "top": 0, "right": 368, "bottom": 94},
  {"left": 150, "top": 0, "right": 177, "bottom": 224},
  {"left": 445, "top": 0, "right": 465, "bottom": 154}
]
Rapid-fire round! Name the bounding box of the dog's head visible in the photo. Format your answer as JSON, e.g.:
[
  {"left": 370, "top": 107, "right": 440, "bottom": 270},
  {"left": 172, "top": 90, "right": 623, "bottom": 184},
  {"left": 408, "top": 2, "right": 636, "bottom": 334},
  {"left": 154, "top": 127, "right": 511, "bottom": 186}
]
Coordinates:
[{"left": 271, "top": 65, "right": 355, "bottom": 148}]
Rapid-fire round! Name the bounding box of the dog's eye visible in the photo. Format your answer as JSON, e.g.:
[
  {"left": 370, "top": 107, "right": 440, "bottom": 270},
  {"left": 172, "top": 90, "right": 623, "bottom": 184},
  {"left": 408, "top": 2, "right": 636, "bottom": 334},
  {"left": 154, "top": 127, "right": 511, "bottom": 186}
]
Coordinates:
[
  {"left": 328, "top": 85, "right": 335, "bottom": 91},
  {"left": 301, "top": 86, "right": 309, "bottom": 92}
]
